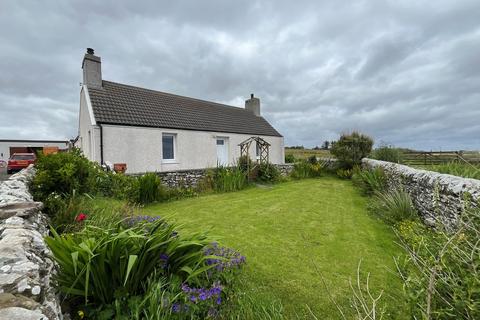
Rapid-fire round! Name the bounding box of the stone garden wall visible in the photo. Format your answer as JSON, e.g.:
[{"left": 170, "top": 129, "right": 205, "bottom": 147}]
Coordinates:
[
  {"left": 155, "top": 164, "right": 295, "bottom": 188},
  {"left": 363, "top": 158, "right": 480, "bottom": 229},
  {"left": 0, "top": 166, "right": 62, "bottom": 320}
]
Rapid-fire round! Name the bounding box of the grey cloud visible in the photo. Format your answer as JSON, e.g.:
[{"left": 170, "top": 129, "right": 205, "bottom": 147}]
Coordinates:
[{"left": 0, "top": 0, "right": 479, "bottom": 150}]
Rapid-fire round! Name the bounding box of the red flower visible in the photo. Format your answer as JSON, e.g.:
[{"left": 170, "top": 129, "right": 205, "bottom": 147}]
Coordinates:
[{"left": 76, "top": 213, "right": 87, "bottom": 222}]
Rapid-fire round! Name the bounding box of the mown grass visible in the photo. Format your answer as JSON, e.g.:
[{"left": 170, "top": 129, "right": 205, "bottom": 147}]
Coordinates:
[{"left": 143, "top": 177, "right": 407, "bottom": 319}]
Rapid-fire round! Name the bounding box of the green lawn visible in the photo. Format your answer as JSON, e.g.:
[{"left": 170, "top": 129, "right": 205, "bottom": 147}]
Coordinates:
[{"left": 144, "top": 177, "right": 407, "bottom": 319}]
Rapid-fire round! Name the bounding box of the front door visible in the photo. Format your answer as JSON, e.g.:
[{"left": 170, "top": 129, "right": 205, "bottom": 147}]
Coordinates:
[{"left": 216, "top": 138, "right": 228, "bottom": 166}]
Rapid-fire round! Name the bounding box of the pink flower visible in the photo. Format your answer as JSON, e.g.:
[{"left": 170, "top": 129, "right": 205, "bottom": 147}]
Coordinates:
[{"left": 75, "top": 213, "right": 87, "bottom": 222}]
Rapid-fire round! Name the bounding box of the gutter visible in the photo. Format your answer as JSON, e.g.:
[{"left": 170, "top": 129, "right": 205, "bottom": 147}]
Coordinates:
[{"left": 99, "top": 123, "right": 104, "bottom": 165}]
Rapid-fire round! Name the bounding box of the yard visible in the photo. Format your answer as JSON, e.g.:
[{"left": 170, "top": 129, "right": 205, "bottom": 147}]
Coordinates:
[{"left": 143, "top": 177, "right": 407, "bottom": 318}]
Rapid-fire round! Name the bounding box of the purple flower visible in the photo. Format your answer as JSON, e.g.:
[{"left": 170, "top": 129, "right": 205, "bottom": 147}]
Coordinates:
[
  {"left": 172, "top": 303, "right": 181, "bottom": 313},
  {"left": 204, "top": 243, "right": 246, "bottom": 273}
]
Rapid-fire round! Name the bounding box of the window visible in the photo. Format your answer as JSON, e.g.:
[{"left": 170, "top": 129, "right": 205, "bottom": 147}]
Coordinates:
[
  {"left": 162, "top": 133, "right": 176, "bottom": 161},
  {"left": 216, "top": 139, "right": 224, "bottom": 145}
]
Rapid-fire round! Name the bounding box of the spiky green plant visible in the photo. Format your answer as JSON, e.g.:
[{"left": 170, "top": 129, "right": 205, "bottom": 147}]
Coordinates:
[
  {"left": 45, "top": 218, "right": 212, "bottom": 305},
  {"left": 352, "top": 168, "right": 387, "bottom": 195},
  {"left": 369, "top": 188, "right": 417, "bottom": 225},
  {"left": 211, "top": 166, "right": 248, "bottom": 192}
]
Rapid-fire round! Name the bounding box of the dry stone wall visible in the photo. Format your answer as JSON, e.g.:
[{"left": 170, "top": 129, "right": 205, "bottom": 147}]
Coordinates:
[
  {"left": 153, "top": 164, "right": 295, "bottom": 189},
  {"left": 0, "top": 166, "right": 62, "bottom": 320},
  {"left": 363, "top": 158, "right": 480, "bottom": 229}
]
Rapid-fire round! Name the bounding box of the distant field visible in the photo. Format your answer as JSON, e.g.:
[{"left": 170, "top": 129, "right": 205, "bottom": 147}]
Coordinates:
[{"left": 285, "top": 148, "right": 333, "bottom": 160}]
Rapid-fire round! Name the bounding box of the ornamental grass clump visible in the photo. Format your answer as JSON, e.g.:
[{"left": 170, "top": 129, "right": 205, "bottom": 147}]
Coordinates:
[
  {"left": 351, "top": 167, "right": 387, "bottom": 196},
  {"left": 211, "top": 165, "right": 248, "bottom": 192},
  {"left": 291, "top": 160, "right": 324, "bottom": 179},
  {"left": 369, "top": 188, "right": 418, "bottom": 225}
]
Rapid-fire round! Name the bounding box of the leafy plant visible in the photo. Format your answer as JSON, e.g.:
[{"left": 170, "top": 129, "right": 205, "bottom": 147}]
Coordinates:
[
  {"left": 210, "top": 166, "right": 248, "bottom": 192},
  {"left": 126, "top": 173, "right": 170, "bottom": 204},
  {"left": 336, "top": 168, "right": 353, "bottom": 179},
  {"left": 256, "top": 162, "right": 281, "bottom": 183},
  {"left": 45, "top": 218, "right": 213, "bottom": 306},
  {"left": 331, "top": 132, "right": 374, "bottom": 169},
  {"left": 351, "top": 167, "right": 387, "bottom": 195},
  {"left": 369, "top": 188, "right": 417, "bottom": 225},
  {"left": 370, "top": 145, "right": 404, "bottom": 164},
  {"left": 396, "top": 209, "right": 480, "bottom": 319},
  {"left": 291, "top": 161, "right": 323, "bottom": 179},
  {"left": 285, "top": 153, "right": 296, "bottom": 163},
  {"left": 31, "top": 148, "right": 98, "bottom": 212}
]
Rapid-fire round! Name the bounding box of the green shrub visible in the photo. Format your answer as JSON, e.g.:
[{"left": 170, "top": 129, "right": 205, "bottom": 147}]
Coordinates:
[
  {"left": 369, "top": 188, "right": 417, "bottom": 224},
  {"left": 371, "top": 145, "right": 404, "bottom": 163},
  {"left": 256, "top": 162, "right": 280, "bottom": 183},
  {"left": 96, "top": 171, "right": 136, "bottom": 200},
  {"left": 237, "top": 155, "right": 253, "bottom": 173},
  {"left": 285, "top": 154, "right": 296, "bottom": 163},
  {"left": 351, "top": 167, "right": 386, "bottom": 195},
  {"left": 396, "top": 209, "right": 480, "bottom": 319},
  {"left": 45, "top": 218, "right": 212, "bottom": 306},
  {"left": 209, "top": 166, "right": 248, "bottom": 192},
  {"left": 291, "top": 161, "right": 323, "bottom": 179},
  {"left": 307, "top": 155, "right": 318, "bottom": 164},
  {"left": 126, "top": 173, "right": 170, "bottom": 205},
  {"left": 331, "top": 131, "right": 373, "bottom": 169},
  {"left": 31, "top": 149, "right": 98, "bottom": 209}
]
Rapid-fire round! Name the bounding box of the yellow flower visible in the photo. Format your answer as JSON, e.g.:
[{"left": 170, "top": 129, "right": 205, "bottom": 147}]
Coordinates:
[{"left": 78, "top": 310, "right": 85, "bottom": 319}]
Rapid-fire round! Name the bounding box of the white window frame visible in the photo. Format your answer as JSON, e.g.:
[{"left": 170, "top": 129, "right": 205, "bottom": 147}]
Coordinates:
[{"left": 162, "top": 133, "right": 177, "bottom": 163}]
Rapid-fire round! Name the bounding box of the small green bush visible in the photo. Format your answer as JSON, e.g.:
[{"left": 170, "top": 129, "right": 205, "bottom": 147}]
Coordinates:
[
  {"left": 291, "top": 161, "right": 323, "bottom": 179},
  {"left": 351, "top": 167, "right": 387, "bottom": 195},
  {"left": 371, "top": 145, "right": 403, "bottom": 163},
  {"left": 31, "top": 149, "right": 98, "bottom": 210},
  {"left": 369, "top": 188, "right": 417, "bottom": 224},
  {"left": 307, "top": 155, "right": 318, "bottom": 164},
  {"left": 256, "top": 162, "right": 280, "bottom": 183},
  {"left": 125, "top": 173, "right": 170, "bottom": 205},
  {"left": 285, "top": 154, "right": 296, "bottom": 163},
  {"left": 96, "top": 171, "right": 136, "bottom": 200},
  {"left": 331, "top": 131, "right": 373, "bottom": 169},
  {"left": 238, "top": 155, "right": 253, "bottom": 173}
]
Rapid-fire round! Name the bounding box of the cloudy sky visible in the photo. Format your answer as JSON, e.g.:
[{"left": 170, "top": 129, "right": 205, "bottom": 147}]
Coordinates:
[{"left": 1, "top": 1, "right": 479, "bottom": 150}]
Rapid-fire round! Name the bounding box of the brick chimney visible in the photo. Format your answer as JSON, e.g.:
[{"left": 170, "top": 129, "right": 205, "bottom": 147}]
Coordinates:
[
  {"left": 245, "top": 93, "right": 260, "bottom": 116},
  {"left": 82, "top": 48, "right": 102, "bottom": 88}
]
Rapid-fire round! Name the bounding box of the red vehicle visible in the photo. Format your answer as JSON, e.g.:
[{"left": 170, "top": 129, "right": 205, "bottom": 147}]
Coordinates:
[{"left": 7, "top": 153, "right": 37, "bottom": 174}]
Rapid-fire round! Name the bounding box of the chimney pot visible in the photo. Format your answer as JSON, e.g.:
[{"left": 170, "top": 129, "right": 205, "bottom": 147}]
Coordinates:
[
  {"left": 87, "top": 48, "right": 94, "bottom": 55},
  {"left": 251, "top": 93, "right": 254, "bottom": 98}
]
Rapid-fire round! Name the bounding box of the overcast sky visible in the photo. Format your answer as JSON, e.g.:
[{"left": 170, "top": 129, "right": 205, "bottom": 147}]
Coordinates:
[{"left": 1, "top": 1, "right": 479, "bottom": 150}]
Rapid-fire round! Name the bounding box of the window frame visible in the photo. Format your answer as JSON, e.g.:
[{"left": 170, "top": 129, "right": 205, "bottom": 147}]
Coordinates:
[{"left": 162, "top": 133, "right": 177, "bottom": 163}]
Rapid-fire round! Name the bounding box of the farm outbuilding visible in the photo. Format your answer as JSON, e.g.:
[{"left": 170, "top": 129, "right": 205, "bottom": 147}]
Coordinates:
[{"left": 0, "top": 139, "right": 70, "bottom": 161}]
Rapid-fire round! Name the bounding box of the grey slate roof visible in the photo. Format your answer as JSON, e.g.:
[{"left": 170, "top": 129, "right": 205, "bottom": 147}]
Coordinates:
[{"left": 87, "top": 81, "right": 282, "bottom": 137}]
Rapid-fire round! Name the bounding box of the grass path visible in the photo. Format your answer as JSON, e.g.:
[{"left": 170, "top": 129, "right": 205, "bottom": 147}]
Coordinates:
[{"left": 144, "top": 177, "right": 407, "bottom": 319}]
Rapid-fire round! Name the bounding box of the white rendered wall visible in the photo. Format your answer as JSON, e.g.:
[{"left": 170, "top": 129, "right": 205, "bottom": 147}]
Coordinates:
[
  {"left": 78, "top": 87, "right": 101, "bottom": 162},
  {"left": 101, "top": 124, "right": 284, "bottom": 174}
]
